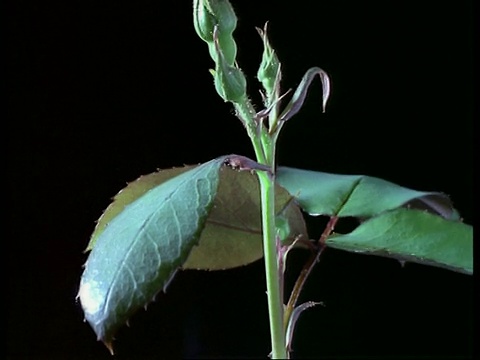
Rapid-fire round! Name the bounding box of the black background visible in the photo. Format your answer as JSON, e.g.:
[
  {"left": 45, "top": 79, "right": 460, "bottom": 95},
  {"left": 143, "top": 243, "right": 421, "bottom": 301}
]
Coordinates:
[{"left": 7, "top": 0, "right": 474, "bottom": 359}]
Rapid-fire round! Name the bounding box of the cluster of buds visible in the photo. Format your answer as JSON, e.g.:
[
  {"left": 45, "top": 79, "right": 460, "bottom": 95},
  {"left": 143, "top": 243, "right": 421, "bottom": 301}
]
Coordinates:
[
  {"left": 193, "top": 0, "right": 247, "bottom": 103},
  {"left": 194, "top": 0, "right": 329, "bottom": 133}
]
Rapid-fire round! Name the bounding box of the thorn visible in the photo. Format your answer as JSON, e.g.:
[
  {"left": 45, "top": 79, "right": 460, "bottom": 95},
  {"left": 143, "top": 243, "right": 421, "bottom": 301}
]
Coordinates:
[
  {"left": 163, "top": 269, "right": 178, "bottom": 293},
  {"left": 126, "top": 320, "right": 130, "bottom": 327},
  {"left": 104, "top": 341, "right": 115, "bottom": 355},
  {"left": 399, "top": 260, "right": 407, "bottom": 268},
  {"left": 258, "top": 89, "right": 267, "bottom": 103}
]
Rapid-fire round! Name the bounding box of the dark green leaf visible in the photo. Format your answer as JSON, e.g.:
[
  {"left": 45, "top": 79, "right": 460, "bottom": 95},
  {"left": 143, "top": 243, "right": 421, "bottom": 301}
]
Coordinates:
[
  {"left": 326, "top": 208, "right": 473, "bottom": 274},
  {"left": 78, "top": 157, "right": 225, "bottom": 348},
  {"left": 276, "top": 167, "right": 459, "bottom": 219}
]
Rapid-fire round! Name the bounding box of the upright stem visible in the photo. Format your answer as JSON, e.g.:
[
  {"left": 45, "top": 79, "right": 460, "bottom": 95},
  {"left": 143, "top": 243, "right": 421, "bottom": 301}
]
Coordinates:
[
  {"left": 257, "top": 171, "right": 287, "bottom": 359},
  {"left": 234, "top": 101, "right": 266, "bottom": 163},
  {"left": 235, "top": 100, "right": 287, "bottom": 358}
]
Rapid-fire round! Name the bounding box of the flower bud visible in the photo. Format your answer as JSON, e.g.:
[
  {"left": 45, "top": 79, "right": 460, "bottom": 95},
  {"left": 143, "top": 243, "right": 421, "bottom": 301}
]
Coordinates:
[
  {"left": 257, "top": 22, "right": 281, "bottom": 98},
  {"left": 212, "top": 61, "right": 247, "bottom": 104},
  {"left": 207, "top": 32, "right": 237, "bottom": 66},
  {"left": 193, "top": 0, "right": 237, "bottom": 61},
  {"left": 194, "top": 0, "right": 246, "bottom": 104},
  {"left": 193, "top": 0, "right": 217, "bottom": 43}
]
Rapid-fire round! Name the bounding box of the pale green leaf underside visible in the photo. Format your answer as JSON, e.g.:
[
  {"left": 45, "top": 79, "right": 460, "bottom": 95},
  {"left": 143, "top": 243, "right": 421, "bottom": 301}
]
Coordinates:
[
  {"left": 184, "top": 166, "right": 307, "bottom": 269},
  {"left": 327, "top": 208, "right": 473, "bottom": 274},
  {"left": 276, "top": 167, "right": 459, "bottom": 219},
  {"left": 78, "top": 157, "right": 225, "bottom": 345},
  {"left": 88, "top": 165, "right": 307, "bottom": 270}
]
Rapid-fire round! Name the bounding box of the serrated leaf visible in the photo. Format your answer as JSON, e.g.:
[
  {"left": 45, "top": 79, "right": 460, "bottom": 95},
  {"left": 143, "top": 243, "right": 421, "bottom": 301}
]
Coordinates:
[
  {"left": 326, "top": 208, "right": 473, "bottom": 274},
  {"left": 88, "top": 164, "right": 307, "bottom": 270},
  {"left": 86, "top": 166, "right": 194, "bottom": 252},
  {"left": 78, "top": 157, "right": 225, "bottom": 347},
  {"left": 276, "top": 167, "right": 459, "bottom": 219}
]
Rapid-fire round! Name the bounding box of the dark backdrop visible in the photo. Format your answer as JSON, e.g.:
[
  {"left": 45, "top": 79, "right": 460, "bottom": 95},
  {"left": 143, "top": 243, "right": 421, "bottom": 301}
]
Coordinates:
[{"left": 7, "top": 1, "right": 473, "bottom": 359}]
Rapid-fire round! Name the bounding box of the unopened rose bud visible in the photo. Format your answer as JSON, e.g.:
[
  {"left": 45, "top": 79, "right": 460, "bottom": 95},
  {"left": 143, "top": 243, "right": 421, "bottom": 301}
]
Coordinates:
[
  {"left": 193, "top": 0, "right": 238, "bottom": 65},
  {"left": 257, "top": 23, "right": 281, "bottom": 99}
]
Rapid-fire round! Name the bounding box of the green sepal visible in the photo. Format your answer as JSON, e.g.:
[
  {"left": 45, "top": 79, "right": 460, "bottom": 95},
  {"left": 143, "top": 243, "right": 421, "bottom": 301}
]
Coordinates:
[{"left": 212, "top": 27, "right": 247, "bottom": 103}]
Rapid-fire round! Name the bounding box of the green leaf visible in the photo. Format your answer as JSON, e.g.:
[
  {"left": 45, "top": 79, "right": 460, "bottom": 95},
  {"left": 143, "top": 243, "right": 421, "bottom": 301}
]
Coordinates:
[
  {"left": 276, "top": 167, "right": 459, "bottom": 219},
  {"left": 88, "top": 163, "right": 307, "bottom": 270},
  {"left": 326, "top": 208, "right": 473, "bottom": 274},
  {"left": 78, "top": 157, "right": 225, "bottom": 348},
  {"left": 86, "top": 166, "right": 194, "bottom": 252}
]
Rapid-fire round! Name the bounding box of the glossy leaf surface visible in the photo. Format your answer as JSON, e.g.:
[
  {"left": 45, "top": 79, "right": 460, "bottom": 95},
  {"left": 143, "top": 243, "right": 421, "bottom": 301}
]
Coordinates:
[
  {"left": 276, "top": 167, "right": 458, "bottom": 219},
  {"left": 327, "top": 208, "right": 473, "bottom": 274},
  {"left": 88, "top": 165, "right": 307, "bottom": 270},
  {"left": 78, "top": 157, "right": 225, "bottom": 347}
]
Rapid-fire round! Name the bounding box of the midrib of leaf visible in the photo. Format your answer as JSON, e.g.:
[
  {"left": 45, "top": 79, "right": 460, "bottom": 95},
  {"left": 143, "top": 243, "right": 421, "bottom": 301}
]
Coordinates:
[
  {"left": 101, "top": 166, "right": 211, "bottom": 314},
  {"left": 204, "top": 190, "right": 297, "bottom": 236},
  {"left": 206, "top": 219, "right": 260, "bottom": 235},
  {"left": 334, "top": 177, "right": 362, "bottom": 216}
]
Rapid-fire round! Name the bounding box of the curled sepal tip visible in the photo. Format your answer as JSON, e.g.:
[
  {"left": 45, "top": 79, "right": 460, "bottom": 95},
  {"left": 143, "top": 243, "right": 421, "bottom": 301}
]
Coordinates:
[{"left": 279, "top": 67, "right": 331, "bottom": 123}]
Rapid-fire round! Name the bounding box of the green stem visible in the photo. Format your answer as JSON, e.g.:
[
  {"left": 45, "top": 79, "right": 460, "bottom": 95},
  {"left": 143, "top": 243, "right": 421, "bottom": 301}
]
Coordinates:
[
  {"left": 233, "top": 101, "right": 266, "bottom": 164},
  {"left": 234, "top": 99, "right": 286, "bottom": 358},
  {"left": 257, "top": 171, "right": 287, "bottom": 359}
]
